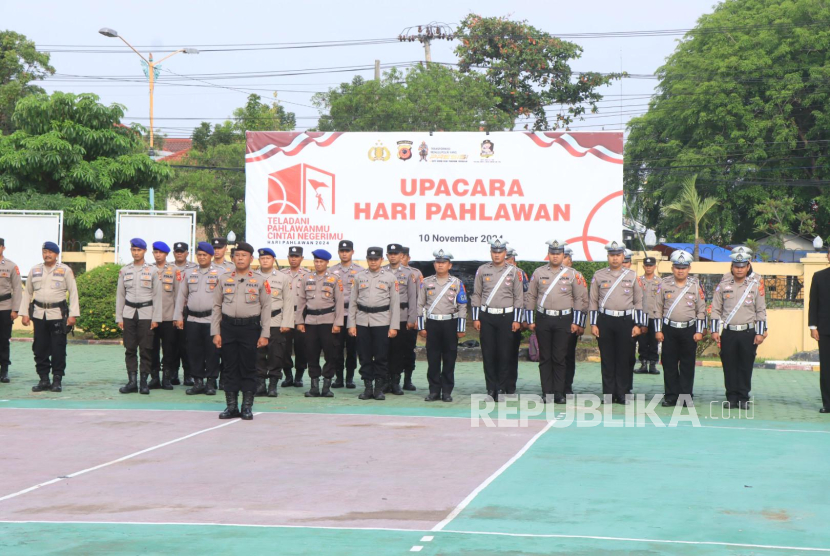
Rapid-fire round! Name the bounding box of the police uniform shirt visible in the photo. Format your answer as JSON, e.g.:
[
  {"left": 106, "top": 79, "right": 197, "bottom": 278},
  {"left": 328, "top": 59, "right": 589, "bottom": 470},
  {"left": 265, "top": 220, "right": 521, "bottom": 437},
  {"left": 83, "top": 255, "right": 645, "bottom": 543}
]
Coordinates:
[
  {"left": 280, "top": 267, "right": 311, "bottom": 317},
  {"left": 0, "top": 257, "right": 22, "bottom": 312},
  {"left": 640, "top": 274, "right": 662, "bottom": 320},
  {"left": 470, "top": 263, "right": 524, "bottom": 322},
  {"left": 296, "top": 271, "right": 345, "bottom": 326},
  {"left": 116, "top": 262, "right": 164, "bottom": 323},
  {"left": 347, "top": 268, "right": 401, "bottom": 328},
  {"left": 710, "top": 274, "right": 768, "bottom": 335},
  {"left": 154, "top": 263, "right": 180, "bottom": 322},
  {"left": 524, "top": 264, "right": 589, "bottom": 327},
  {"left": 653, "top": 276, "right": 707, "bottom": 333},
  {"left": 416, "top": 275, "right": 468, "bottom": 332},
  {"left": 174, "top": 261, "right": 198, "bottom": 298},
  {"left": 588, "top": 267, "right": 645, "bottom": 325},
  {"left": 382, "top": 264, "right": 418, "bottom": 324},
  {"left": 210, "top": 269, "right": 272, "bottom": 338},
  {"left": 260, "top": 269, "right": 295, "bottom": 329},
  {"left": 330, "top": 262, "right": 363, "bottom": 305},
  {"left": 173, "top": 264, "right": 222, "bottom": 324},
  {"left": 215, "top": 259, "right": 235, "bottom": 273},
  {"left": 20, "top": 263, "right": 80, "bottom": 320}
]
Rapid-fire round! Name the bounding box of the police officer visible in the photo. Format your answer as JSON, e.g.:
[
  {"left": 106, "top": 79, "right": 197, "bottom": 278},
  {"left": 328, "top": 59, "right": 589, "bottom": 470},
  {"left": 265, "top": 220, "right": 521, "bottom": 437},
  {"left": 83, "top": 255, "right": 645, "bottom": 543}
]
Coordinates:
[
  {"left": 149, "top": 241, "right": 179, "bottom": 390},
  {"left": 211, "top": 242, "right": 271, "bottom": 420},
  {"left": 653, "top": 251, "right": 707, "bottom": 407},
  {"left": 348, "top": 247, "right": 400, "bottom": 400},
  {"left": 634, "top": 256, "right": 661, "bottom": 375},
  {"left": 211, "top": 237, "right": 235, "bottom": 273},
  {"left": 401, "top": 246, "right": 422, "bottom": 391},
  {"left": 505, "top": 247, "right": 529, "bottom": 394},
  {"left": 116, "top": 239, "right": 163, "bottom": 395},
  {"left": 383, "top": 244, "right": 418, "bottom": 395},
  {"left": 174, "top": 242, "right": 221, "bottom": 396},
  {"left": 711, "top": 251, "right": 767, "bottom": 409},
  {"left": 0, "top": 238, "right": 22, "bottom": 384},
  {"left": 330, "top": 240, "right": 362, "bottom": 388},
  {"left": 281, "top": 246, "right": 310, "bottom": 387},
  {"left": 622, "top": 249, "right": 633, "bottom": 269},
  {"left": 471, "top": 239, "right": 524, "bottom": 400},
  {"left": 255, "top": 248, "right": 294, "bottom": 398},
  {"left": 589, "top": 240, "right": 645, "bottom": 404},
  {"left": 19, "top": 242, "right": 80, "bottom": 392},
  {"left": 171, "top": 242, "right": 197, "bottom": 386},
  {"left": 563, "top": 247, "right": 579, "bottom": 394},
  {"left": 525, "top": 240, "right": 588, "bottom": 404},
  {"left": 417, "top": 249, "right": 467, "bottom": 402}
]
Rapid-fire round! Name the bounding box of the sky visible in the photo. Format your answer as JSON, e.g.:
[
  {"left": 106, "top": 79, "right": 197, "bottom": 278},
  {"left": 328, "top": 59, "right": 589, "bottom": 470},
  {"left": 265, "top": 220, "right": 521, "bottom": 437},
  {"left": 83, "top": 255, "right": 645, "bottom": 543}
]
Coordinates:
[{"left": 4, "top": 0, "right": 721, "bottom": 138}]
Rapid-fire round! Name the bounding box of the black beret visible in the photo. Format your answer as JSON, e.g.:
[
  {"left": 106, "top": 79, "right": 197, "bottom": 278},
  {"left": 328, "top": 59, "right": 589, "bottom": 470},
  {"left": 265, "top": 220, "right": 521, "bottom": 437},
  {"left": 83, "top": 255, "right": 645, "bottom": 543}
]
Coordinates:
[{"left": 235, "top": 241, "right": 254, "bottom": 255}]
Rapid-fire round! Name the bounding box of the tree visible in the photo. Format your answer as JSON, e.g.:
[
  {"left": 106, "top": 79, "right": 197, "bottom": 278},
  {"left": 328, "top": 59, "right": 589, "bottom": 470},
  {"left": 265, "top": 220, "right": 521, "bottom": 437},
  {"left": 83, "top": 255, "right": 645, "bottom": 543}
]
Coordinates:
[
  {"left": 662, "top": 175, "right": 718, "bottom": 261},
  {"left": 454, "top": 14, "right": 622, "bottom": 130},
  {"left": 625, "top": 0, "right": 830, "bottom": 245},
  {"left": 753, "top": 197, "right": 816, "bottom": 250},
  {"left": 312, "top": 64, "right": 514, "bottom": 131},
  {"left": 1, "top": 30, "right": 55, "bottom": 135},
  {"left": 233, "top": 93, "right": 296, "bottom": 132}
]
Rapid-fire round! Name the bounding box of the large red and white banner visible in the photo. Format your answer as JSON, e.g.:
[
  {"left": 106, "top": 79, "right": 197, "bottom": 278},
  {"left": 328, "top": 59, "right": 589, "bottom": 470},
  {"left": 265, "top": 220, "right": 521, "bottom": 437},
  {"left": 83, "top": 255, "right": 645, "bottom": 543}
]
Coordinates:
[{"left": 245, "top": 131, "right": 623, "bottom": 261}]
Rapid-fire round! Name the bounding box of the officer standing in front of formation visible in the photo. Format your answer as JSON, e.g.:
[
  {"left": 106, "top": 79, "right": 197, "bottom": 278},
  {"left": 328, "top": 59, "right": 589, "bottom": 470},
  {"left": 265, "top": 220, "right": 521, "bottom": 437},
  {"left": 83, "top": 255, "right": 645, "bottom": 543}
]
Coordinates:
[
  {"left": 297, "top": 249, "right": 345, "bottom": 398},
  {"left": 383, "top": 244, "right": 418, "bottom": 395},
  {"left": 212, "top": 242, "right": 270, "bottom": 420},
  {"left": 710, "top": 250, "right": 767, "bottom": 409},
  {"left": 417, "top": 249, "right": 467, "bottom": 402},
  {"left": 171, "top": 242, "right": 197, "bottom": 386},
  {"left": 563, "top": 247, "right": 579, "bottom": 394},
  {"left": 471, "top": 239, "right": 524, "bottom": 401},
  {"left": 173, "top": 242, "right": 221, "bottom": 396},
  {"left": 20, "top": 242, "right": 79, "bottom": 392},
  {"left": 254, "top": 248, "right": 294, "bottom": 398},
  {"left": 634, "top": 256, "right": 661, "bottom": 375},
  {"left": 281, "top": 246, "right": 310, "bottom": 388},
  {"left": 401, "top": 246, "right": 422, "bottom": 391},
  {"left": 525, "top": 240, "right": 588, "bottom": 404},
  {"left": 505, "top": 247, "right": 529, "bottom": 394},
  {"left": 149, "top": 241, "right": 179, "bottom": 390},
  {"left": 116, "top": 239, "right": 163, "bottom": 395},
  {"left": 589, "top": 241, "right": 645, "bottom": 404},
  {"left": 348, "top": 247, "right": 400, "bottom": 401},
  {"left": 653, "top": 251, "right": 707, "bottom": 407},
  {"left": 0, "top": 238, "right": 22, "bottom": 384},
  {"left": 329, "top": 240, "right": 362, "bottom": 389}
]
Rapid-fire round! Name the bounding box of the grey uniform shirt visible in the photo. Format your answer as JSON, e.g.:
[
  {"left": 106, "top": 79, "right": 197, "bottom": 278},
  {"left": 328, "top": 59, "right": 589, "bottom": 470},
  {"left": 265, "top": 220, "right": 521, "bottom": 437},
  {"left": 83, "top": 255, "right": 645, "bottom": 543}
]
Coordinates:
[
  {"left": 116, "top": 262, "right": 164, "bottom": 323},
  {"left": 347, "top": 269, "right": 400, "bottom": 328},
  {"left": 416, "top": 275, "right": 468, "bottom": 332},
  {"left": 20, "top": 263, "right": 80, "bottom": 320},
  {"left": 710, "top": 275, "right": 767, "bottom": 334},
  {"left": 210, "top": 269, "right": 271, "bottom": 338},
  {"left": 173, "top": 264, "right": 222, "bottom": 324},
  {"left": 261, "top": 269, "right": 295, "bottom": 329},
  {"left": 470, "top": 263, "right": 524, "bottom": 322},
  {"left": 653, "top": 276, "right": 707, "bottom": 333},
  {"left": 280, "top": 267, "right": 311, "bottom": 326},
  {"left": 330, "top": 262, "right": 363, "bottom": 306},
  {"left": 0, "top": 257, "right": 22, "bottom": 312},
  {"left": 174, "top": 262, "right": 198, "bottom": 299},
  {"left": 640, "top": 274, "right": 662, "bottom": 319},
  {"left": 382, "top": 264, "right": 418, "bottom": 324},
  {"left": 524, "top": 264, "right": 589, "bottom": 327},
  {"left": 214, "top": 260, "right": 235, "bottom": 273},
  {"left": 296, "top": 271, "right": 345, "bottom": 326},
  {"left": 154, "top": 263, "right": 179, "bottom": 322},
  {"left": 588, "top": 268, "right": 645, "bottom": 326}
]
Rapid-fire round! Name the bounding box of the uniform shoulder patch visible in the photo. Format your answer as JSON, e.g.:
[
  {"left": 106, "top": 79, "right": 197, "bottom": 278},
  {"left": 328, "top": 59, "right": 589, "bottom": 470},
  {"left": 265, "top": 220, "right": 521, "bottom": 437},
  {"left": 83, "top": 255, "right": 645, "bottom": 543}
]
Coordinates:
[
  {"left": 15, "top": 266, "right": 19, "bottom": 275},
  {"left": 264, "top": 281, "right": 271, "bottom": 294}
]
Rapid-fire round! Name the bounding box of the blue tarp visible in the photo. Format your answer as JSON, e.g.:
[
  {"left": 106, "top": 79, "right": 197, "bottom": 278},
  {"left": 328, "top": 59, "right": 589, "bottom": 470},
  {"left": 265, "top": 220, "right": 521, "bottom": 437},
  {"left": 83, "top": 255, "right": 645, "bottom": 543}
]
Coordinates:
[{"left": 658, "top": 243, "right": 734, "bottom": 262}]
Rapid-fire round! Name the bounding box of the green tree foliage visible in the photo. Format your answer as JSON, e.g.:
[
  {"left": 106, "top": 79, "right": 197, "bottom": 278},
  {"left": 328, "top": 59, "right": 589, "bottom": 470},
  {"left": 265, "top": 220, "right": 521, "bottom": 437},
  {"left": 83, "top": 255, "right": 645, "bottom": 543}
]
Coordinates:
[
  {"left": 661, "top": 175, "right": 718, "bottom": 261},
  {"left": 0, "top": 30, "right": 55, "bottom": 135},
  {"left": 0, "top": 92, "right": 172, "bottom": 241},
  {"left": 625, "top": 0, "right": 830, "bottom": 244},
  {"left": 191, "top": 94, "right": 295, "bottom": 150},
  {"left": 752, "top": 197, "right": 816, "bottom": 249},
  {"left": 454, "top": 14, "right": 622, "bottom": 130},
  {"left": 75, "top": 263, "right": 121, "bottom": 339}
]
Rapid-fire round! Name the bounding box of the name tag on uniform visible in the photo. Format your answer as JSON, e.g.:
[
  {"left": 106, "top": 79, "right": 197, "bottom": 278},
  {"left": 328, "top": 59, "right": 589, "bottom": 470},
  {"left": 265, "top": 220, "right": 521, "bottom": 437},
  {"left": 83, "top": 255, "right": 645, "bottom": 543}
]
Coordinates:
[
  {"left": 54, "top": 268, "right": 66, "bottom": 276},
  {"left": 124, "top": 274, "right": 134, "bottom": 281},
  {"left": 377, "top": 283, "right": 387, "bottom": 290},
  {"left": 189, "top": 276, "right": 199, "bottom": 284},
  {"left": 0, "top": 271, "right": 9, "bottom": 278},
  {"left": 224, "top": 286, "right": 234, "bottom": 294}
]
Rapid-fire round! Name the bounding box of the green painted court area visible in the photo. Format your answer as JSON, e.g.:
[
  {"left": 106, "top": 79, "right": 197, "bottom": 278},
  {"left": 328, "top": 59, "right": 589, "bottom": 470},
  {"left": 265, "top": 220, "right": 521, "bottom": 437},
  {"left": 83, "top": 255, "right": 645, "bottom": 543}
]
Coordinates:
[{"left": 1, "top": 343, "right": 829, "bottom": 555}]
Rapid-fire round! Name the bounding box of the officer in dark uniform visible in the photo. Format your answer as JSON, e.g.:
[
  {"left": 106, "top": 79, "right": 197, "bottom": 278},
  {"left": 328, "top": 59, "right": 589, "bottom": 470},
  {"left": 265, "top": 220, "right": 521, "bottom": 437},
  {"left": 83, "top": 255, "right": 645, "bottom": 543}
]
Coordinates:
[
  {"left": 401, "top": 246, "right": 422, "bottom": 391},
  {"left": 171, "top": 242, "right": 197, "bottom": 385},
  {"left": 0, "top": 238, "right": 22, "bottom": 384},
  {"left": 211, "top": 237, "right": 235, "bottom": 390},
  {"left": 330, "top": 240, "right": 361, "bottom": 388},
  {"left": 149, "top": 241, "right": 179, "bottom": 390},
  {"left": 383, "top": 244, "right": 418, "bottom": 395},
  {"left": 255, "top": 248, "right": 294, "bottom": 397},
  {"left": 505, "top": 247, "right": 529, "bottom": 394},
  {"left": 563, "top": 247, "right": 579, "bottom": 394},
  {"left": 281, "top": 246, "right": 310, "bottom": 388},
  {"left": 634, "top": 256, "right": 661, "bottom": 375}
]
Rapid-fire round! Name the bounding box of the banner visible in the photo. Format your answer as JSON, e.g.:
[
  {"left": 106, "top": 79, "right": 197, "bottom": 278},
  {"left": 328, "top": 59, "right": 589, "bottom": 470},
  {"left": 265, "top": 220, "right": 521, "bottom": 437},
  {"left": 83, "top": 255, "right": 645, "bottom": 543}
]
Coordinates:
[{"left": 245, "top": 131, "right": 623, "bottom": 261}]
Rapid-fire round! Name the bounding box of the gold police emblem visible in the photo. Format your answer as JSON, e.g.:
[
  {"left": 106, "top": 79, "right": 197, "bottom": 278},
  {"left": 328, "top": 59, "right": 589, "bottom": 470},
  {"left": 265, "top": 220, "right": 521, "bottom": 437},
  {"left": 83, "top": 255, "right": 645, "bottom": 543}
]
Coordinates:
[{"left": 368, "top": 141, "right": 391, "bottom": 162}]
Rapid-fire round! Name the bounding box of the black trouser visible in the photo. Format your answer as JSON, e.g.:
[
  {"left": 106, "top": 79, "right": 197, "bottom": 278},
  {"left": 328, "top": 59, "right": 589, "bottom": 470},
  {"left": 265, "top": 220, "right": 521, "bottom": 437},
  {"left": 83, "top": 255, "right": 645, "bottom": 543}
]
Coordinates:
[
  {"left": 596, "top": 313, "right": 635, "bottom": 400},
  {"left": 220, "top": 320, "right": 259, "bottom": 393},
  {"left": 425, "top": 319, "right": 458, "bottom": 395},
  {"left": 284, "top": 327, "right": 307, "bottom": 373},
  {"left": 356, "top": 325, "right": 390, "bottom": 381},
  {"left": 536, "top": 313, "right": 572, "bottom": 395},
  {"left": 0, "top": 310, "right": 12, "bottom": 369},
  {"left": 186, "top": 321, "right": 218, "bottom": 379},
  {"left": 257, "top": 326, "right": 287, "bottom": 379},
  {"left": 33, "top": 317, "right": 67, "bottom": 376},
  {"left": 565, "top": 331, "right": 578, "bottom": 394},
  {"left": 389, "top": 322, "right": 415, "bottom": 377},
  {"left": 661, "top": 325, "right": 697, "bottom": 402},
  {"left": 175, "top": 322, "right": 190, "bottom": 377},
  {"left": 123, "top": 315, "right": 153, "bottom": 375},
  {"left": 637, "top": 320, "right": 659, "bottom": 363},
  {"left": 334, "top": 326, "right": 357, "bottom": 381},
  {"left": 507, "top": 328, "right": 522, "bottom": 391},
  {"left": 818, "top": 334, "right": 830, "bottom": 409},
  {"left": 304, "top": 323, "right": 341, "bottom": 379},
  {"left": 405, "top": 329, "right": 417, "bottom": 373},
  {"left": 480, "top": 312, "right": 514, "bottom": 393},
  {"left": 151, "top": 321, "right": 177, "bottom": 375},
  {"left": 720, "top": 329, "right": 756, "bottom": 403}
]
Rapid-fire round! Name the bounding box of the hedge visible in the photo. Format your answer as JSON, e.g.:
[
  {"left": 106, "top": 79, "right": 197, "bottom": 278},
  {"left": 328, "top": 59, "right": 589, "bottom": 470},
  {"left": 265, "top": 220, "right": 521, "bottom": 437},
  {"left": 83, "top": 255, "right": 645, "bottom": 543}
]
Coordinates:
[{"left": 76, "top": 263, "right": 122, "bottom": 340}]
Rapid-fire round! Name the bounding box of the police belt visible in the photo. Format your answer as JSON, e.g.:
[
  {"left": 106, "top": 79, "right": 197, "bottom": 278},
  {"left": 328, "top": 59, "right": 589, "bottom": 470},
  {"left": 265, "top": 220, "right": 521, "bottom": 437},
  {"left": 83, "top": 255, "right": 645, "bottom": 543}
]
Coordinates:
[
  {"left": 270, "top": 308, "right": 283, "bottom": 317},
  {"left": 221, "top": 314, "right": 260, "bottom": 326},
  {"left": 599, "top": 308, "right": 633, "bottom": 317},
  {"left": 400, "top": 302, "right": 409, "bottom": 309},
  {"left": 0, "top": 293, "right": 11, "bottom": 302},
  {"left": 357, "top": 303, "right": 390, "bottom": 314},
  {"left": 726, "top": 323, "right": 753, "bottom": 332},
  {"left": 664, "top": 318, "right": 694, "bottom": 329},
  {"left": 344, "top": 302, "right": 349, "bottom": 309},
  {"left": 537, "top": 308, "right": 572, "bottom": 317},
  {"left": 481, "top": 306, "right": 513, "bottom": 315},
  {"left": 305, "top": 306, "right": 335, "bottom": 316},
  {"left": 188, "top": 309, "right": 211, "bottom": 318},
  {"left": 125, "top": 300, "right": 153, "bottom": 309},
  {"left": 34, "top": 299, "right": 68, "bottom": 310},
  {"left": 427, "top": 313, "right": 459, "bottom": 321}
]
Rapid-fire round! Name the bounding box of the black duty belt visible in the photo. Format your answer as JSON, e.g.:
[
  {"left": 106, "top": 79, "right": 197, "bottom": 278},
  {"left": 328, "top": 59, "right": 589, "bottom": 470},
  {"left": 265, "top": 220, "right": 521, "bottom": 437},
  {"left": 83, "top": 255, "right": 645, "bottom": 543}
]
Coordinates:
[
  {"left": 34, "top": 300, "right": 68, "bottom": 309},
  {"left": 344, "top": 302, "right": 349, "bottom": 309},
  {"left": 271, "top": 308, "right": 283, "bottom": 317},
  {"left": 400, "top": 302, "right": 409, "bottom": 309},
  {"left": 188, "top": 309, "right": 211, "bottom": 318},
  {"left": 306, "top": 306, "right": 335, "bottom": 316},
  {"left": 125, "top": 300, "right": 153, "bottom": 309},
  {"left": 222, "top": 315, "right": 260, "bottom": 326},
  {"left": 0, "top": 293, "right": 11, "bottom": 302},
  {"left": 357, "top": 304, "right": 390, "bottom": 314}
]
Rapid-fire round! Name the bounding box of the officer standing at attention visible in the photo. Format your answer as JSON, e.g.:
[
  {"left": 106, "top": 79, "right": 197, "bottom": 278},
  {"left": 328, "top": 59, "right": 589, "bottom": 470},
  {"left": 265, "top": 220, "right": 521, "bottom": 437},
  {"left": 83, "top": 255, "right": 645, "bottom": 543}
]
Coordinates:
[
  {"left": 589, "top": 241, "right": 645, "bottom": 404},
  {"left": 116, "top": 239, "right": 163, "bottom": 395},
  {"left": 171, "top": 242, "right": 197, "bottom": 386},
  {"left": 281, "top": 246, "right": 310, "bottom": 388},
  {"left": 297, "top": 249, "right": 344, "bottom": 398},
  {"left": 653, "top": 251, "right": 707, "bottom": 407},
  {"left": 563, "top": 247, "right": 579, "bottom": 394},
  {"left": 634, "top": 256, "right": 661, "bottom": 375},
  {"left": 19, "top": 242, "right": 79, "bottom": 392},
  {"left": 211, "top": 237, "right": 235, "bottom": 273},
  {"left": 329, "top": 240, "right": 362, "bottom": 389},
  {"left": 525, "top": 240, "right": 588, "bottom": 404},
  {"left": 212, "top": 241, "right": 271, "bottom": 420},
  {"left": 710, "top": 251, "right": 767, "bottom": 409},
  {"left": 471, "top": 239, "right": 523, "bottom": 401},
  {"left": 149, "top": 241, "right": 179, "bottom": 390},
  {"left": 254, "top": 248, "right": 294, "bottom": 398},
  {"left": 417, "top": 249, "right": 467, "bottom": 402},
  {"left": 348, "top": 247, "right": 400, "bottom": 401},
  {"left": 0, "top": 238, "right": 22, "bottom": 384},
  {"left": 401, "top": 246, "right": 422, "bottom": 391},
  {"left": 174, "top": 242, "right": 221, "bottom": 396},
  {"left": 383, "top": 244, "right": 418, "bottom": 395},
  {"left": 505, "top": 247, "right": 529, "bottom": 394},
  {"left": 622, "top": 249, "right": 633, "bottom": 269}
]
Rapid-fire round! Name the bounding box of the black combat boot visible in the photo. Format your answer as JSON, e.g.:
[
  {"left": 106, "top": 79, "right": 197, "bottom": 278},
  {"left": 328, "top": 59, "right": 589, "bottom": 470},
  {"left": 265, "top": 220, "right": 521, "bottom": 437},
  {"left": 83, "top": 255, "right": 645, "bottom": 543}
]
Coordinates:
[
  {"left": 50, "top": 375, "right": 63, "bottom": 392},
  {"left": 0, "top": 365, "right": 9, "bottom": 383},
  {"left": 32, "top": 372, "right": 51, "bottom": 392},
  {"left": 345, "top": 369, "right": 356, "bottom": 389},
  {"left": 390, "top": 374, "right": 404, "bottom": 396},
  {"left": 240, "top": 391, "right": 255, "bottom": 420},
  {"left": 332, "top": 370, "right": 345, "bottom": 388},
  {"left": 267, "top": 376, "right": 279, "bottom": 397},
  {"left": 183, "top": 374, "right": 194, "bottom": 386},
  {"left": 403, "top": 370, "right": 417, "bottom": 391},
  {"left": 633, "top": 361, "right": 648, "bottom": 374},
  {"left": 147, "top": 370, "right": 162, "bottom": 389},
  {"left": 358, "top": 379, "right": 374, "bottom": 400},
  {"left": 293, "top": 368, "right": 305, "bottom": 387},
  {"left": 219, "top": 391, "right": 240, "bottom": 419},
  {"left": 424, "top": 392, "right": 440, "bottom": 402},
  {"left": 119, "top": 372, "right": 137, "bottom": 394},
  {"left": 170, "top": 373, "right": 181, "bottom": 386},
  {"left": 281, "top": 369, "right": 294, "bottom": 387},
  {"left": 321, "top": 378, "right": 334, "bottom": 397},
  {"left": 186, "top": 378, "right": 205, "bottom": 395},
  {"left": 373, "top": 378, "right": 386, "bottom": 401},
  {"left": 648, "top": 362, "right": 660, "bottom": 375},
  {"left": 305, "top": 377, "right": 320, "bottom": 397},
  {"left": 254, "top": 377, "right": 268, "bottom": 397},
  {"left": 139, "top": 373, "right": 150, "bottom": 395},
  {"left": 161, "top": 369, "right": 174, "bottom": 390},
  {"left": 205, "top": 378, "right": 217, "bottom": 396}
]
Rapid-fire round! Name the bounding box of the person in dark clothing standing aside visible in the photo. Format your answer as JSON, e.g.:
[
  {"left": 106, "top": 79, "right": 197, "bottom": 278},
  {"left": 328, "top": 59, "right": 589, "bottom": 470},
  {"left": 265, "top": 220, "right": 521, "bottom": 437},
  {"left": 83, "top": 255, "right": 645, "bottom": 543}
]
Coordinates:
[{"left": 808, "top": 250, "right": 830, "bottom": 414}]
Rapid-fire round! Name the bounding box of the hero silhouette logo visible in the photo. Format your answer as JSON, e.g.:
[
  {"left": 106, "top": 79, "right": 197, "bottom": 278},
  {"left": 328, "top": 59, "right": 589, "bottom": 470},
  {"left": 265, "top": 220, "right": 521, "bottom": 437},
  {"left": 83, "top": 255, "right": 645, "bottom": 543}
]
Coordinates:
[{"left": 268, "top": 164, "right": 335, "bottom": 215}]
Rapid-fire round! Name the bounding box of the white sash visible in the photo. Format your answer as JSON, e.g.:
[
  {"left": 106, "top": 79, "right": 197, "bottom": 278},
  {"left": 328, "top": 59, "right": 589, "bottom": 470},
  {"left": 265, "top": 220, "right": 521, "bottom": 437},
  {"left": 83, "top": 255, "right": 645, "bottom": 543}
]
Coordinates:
[
  {"left": 599, "top": 269, "right": 630, "bottom": 311},
  {"left": 484, "top": 266, "right": 515, "bottom": 307},
  {"left": 665, "top": 282, "right": 692, "bottom": 321},
  {"left": 538, "top": 267, "right": 569, "bottom": 309},
  {"left": 428, "top": 278, "right": 456, "bottom": 316},
  {"left": 724, "top": 279, "right": 758, "bottom": 326}
]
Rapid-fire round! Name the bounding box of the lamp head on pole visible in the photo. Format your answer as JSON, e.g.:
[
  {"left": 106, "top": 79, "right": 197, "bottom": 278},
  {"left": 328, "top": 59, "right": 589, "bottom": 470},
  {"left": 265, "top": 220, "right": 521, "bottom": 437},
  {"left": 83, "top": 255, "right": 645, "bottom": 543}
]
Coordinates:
[
  {"left": 644, "top": 230, "right": 657, "bottom": 248},
  {"left": 99, "top": 27, "right": 119, "bottom": 38},
  {"left": 814, "top": 235, "right": 823, "bottom": 251},
  {"left": 227, "top": 231, "right": 237, "bottom": 244},
  {"left": 182, "top": 48, "right": 200, "bottom": 55},
  {"left": 94, "top": 228, "right": 104, "bottom": 241}
]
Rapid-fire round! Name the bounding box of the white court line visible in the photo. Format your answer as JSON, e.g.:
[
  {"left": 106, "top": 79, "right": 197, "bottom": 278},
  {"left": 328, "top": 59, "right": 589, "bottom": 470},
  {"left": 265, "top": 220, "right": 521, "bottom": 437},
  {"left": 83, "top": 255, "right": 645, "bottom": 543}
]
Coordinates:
[
  {"left": 431, "top": 419, "right": 556, "bottom": 532},
  {"left": 0, "top": 520, "right": 423, "bottom": 533}
]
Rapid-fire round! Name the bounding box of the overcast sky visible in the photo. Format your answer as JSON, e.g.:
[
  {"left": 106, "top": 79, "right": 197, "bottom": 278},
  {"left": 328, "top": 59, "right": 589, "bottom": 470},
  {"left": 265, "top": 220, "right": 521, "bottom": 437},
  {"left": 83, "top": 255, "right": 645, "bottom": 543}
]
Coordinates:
[{"left": 5, "top": 0, "right": 720, "bottom": 138}]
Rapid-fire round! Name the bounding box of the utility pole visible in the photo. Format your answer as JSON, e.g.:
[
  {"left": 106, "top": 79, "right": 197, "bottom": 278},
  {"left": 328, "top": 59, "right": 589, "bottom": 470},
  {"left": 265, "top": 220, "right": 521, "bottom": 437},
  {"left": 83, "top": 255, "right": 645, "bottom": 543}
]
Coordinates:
[
  {"left": 398, "top": 22, "right": 454, "bottom": 64},
  {"left": 374, "top": 59, "right": 381, "bottom": 81}
]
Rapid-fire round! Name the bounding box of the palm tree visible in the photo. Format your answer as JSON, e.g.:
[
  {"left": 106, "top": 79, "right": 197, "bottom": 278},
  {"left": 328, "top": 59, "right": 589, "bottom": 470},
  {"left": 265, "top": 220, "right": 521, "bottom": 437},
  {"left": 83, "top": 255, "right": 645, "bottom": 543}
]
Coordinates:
[{"left": 662, "top": 174, "right": 717, "bottom": 261}]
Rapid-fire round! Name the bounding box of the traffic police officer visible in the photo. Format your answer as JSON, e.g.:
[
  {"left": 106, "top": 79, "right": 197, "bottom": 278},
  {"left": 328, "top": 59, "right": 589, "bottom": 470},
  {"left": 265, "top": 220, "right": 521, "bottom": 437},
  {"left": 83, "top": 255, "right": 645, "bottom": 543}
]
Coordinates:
[
  {"left": 348, "top": 247, "right": 400, "bottom": 401},
  {"left": 149, "top": 241, "right": 179, "bottom": 390},
  {"left": 589, "top": 240, "right": 645, "bottom": 404},
  {"left": 417, "top": 249, "right": 467, "bottom": 402},
  {"left": 525, "top": 240, "right": 588, "bottom": 404},
  {"left": 281, "top": 246, "right": 310, "bottom": 387},
  {"left": 711, "top": 251, "right": 767, "bottom": 409},
  {"left": 653, "top": 251, "right": 707, "bottom": 407},
  {"left": 623, "top": 249, "right": 633, "bottom": 269},
  {"left": 330, "top": 240, "right": 362, "bottom": 388},
  {"left": 297, "top": 249, "right": 345, "bottom": 398},
  {"left": 505, "top": 247, "right": 529, "bottom": 394},
  {"left": 211, "top": 241, "right": 271, "bottom": 421},
  {"left": 563, "top": 246, "right": 579, "bottom": 394},
  {"left": 383, "top": 244, "right": 418, "bottom": 395},
  {"left": 116, "top": 238, "right": 163, "bottom": 395},
  {"left": 255, "top": 248, "right": 294, "bottom": 397},
  {"left": 20, "top": 242, "right": 80, "bottom": 392},
  {"left": 0, "top": 238, "right": 22, "bottom": 384},
  {"left": 401, "top": 246, "right": 422, "bottom": 391},
  {"left": 635, "top": 256, "right": 661, "bottom": 375},
  {"left": 173, "top": 242, "right": 221, "bottom": 396},
  {"left": 471, "top": 239, "right": 523, "bottom": 400},
  {"left": 171, "top": 242, "right": 197, "bottom": 386}
]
